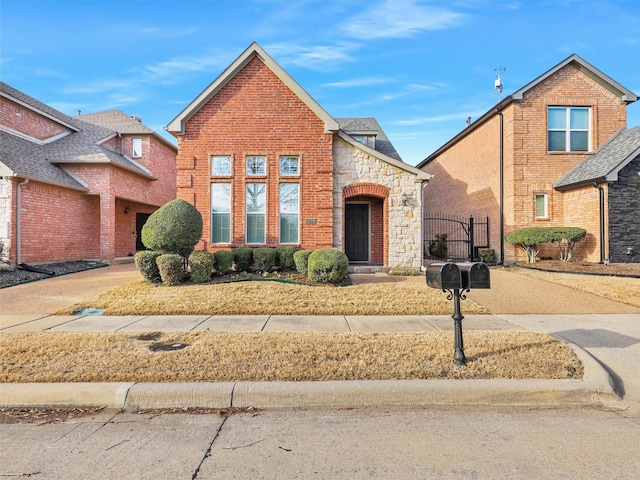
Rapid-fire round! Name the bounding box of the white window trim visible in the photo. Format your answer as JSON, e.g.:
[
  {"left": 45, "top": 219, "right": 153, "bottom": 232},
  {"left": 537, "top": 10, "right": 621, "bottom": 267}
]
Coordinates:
[
  {"left": 535, "top": 193, "right": 549, "bottom": 219},
  {"left": 279, "top": 155, "right": 300, "bottom": 176},
  {"left": 132, "top": 138, "right": 143, "bottom": 158},
  {"left": 211, "top": 156, "right": 232, "bottom": 176},
  {"left": 548, "top": 107, "right": 591, "bottom": 152}
]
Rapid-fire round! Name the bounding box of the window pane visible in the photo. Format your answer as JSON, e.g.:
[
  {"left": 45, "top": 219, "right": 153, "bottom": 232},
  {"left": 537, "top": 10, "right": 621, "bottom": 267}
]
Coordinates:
[
  {"left": 247, "top": 156, "right": 266, "bottom": 175},
  {"left": 280, "top": 184, "right": 298, "bottom": 213},
  {"left": 548, "top": 108, "right": 566, "bottom": 129},
  {"left": 212, "top": 156, "right": 231, "bottom": 175},
  {"left": 548, "top": 131, "right": 566, "bottom": 152},
  {"left": 280, "top": 214, "right": 298, "bottom": 244},
  {"left": 212, "top": 213, "right": 230, "bottom": 243},
  {"left": 535, "top": 194, "right": 547, "bottom": 218},
  {"left": 246, "top": 183, "right": 266, "bottom": 213},
  {"left": 570, "top": 109, "right": 589, "bottom": 129},
  {"left": 570, "top": 131, "right": 588, "bottom": 151},
  {"left": 246, "top": 214, "right": 265, "bottom": 243},
  {"left": 211, "top": 183, "right": 231, "bottom": 243},
  {"left": 132, "top": 138, "right": 142, "bottom": 158},
  {"left": 211, "top": 183, "right": 231, "bottom": 212},
  {"left": 280, "top": 156, "right": 299, "bottom": 175}
]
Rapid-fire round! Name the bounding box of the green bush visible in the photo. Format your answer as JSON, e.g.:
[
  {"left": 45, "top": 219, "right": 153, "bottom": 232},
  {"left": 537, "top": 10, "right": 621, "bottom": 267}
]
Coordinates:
[
  {"left": 427, "top": 233, "right": 448, "bottom": 259},
  {"left": 505, "top": 227, "right": 587, "bottom": 263},
  {"left": 275, "top": 246, "right": 297, "bottom": 270},
  {"left": 156, "top": 253, "right": 184, "bottom": 286},
  {"left": 307, "top": 248, "right": 349, "bottom": 283},
  {"left": 233, "top": 247, "right": 253, "bottom": 272},
  {"left": 189, "top": 251, "right": 215, "bottom": 283},
  {"left": 293, "top": 250, "right": 312, "bottom": 275},
  {"left": 478, "top": 248, "right": 496, "bottom": 264},
  {"left": 254, "top": 247, "right": 277, "bottom": 272},
  {"left": 134, "top": 250, "right": 161, "bottom": 283},
  {"left": 141, "top": 199, "right": 203, "bottom": 260},
  {"left": 214, "top": 250, "right": 234, "bottom": 275}
]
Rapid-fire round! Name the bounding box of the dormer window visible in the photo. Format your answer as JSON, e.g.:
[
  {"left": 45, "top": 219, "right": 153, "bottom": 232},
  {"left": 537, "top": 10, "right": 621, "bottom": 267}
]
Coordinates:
[
  {"left": 132, "top": 138, "right": 142, "bottom": 158},
  {"left": 351, "top": 134, "right": 376, "bottom": 149}
]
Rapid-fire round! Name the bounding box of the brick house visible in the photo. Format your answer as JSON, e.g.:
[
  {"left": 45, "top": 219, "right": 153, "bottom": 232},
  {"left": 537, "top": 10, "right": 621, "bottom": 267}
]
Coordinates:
[
  {"left": 0, "top": 82, "right": 177, "bottom": 266},
  {"left": 417, "top": 54, "right": 638, "bottom": 264},
  {"left": 166, "top": 42, "right": 431, "bottom": 270}
]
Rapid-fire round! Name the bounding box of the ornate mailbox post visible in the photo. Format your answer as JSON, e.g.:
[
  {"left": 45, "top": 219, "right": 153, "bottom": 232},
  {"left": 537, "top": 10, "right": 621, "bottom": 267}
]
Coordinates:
[{"left": 426, "top": 261, "right": 491, "bottom": 365}]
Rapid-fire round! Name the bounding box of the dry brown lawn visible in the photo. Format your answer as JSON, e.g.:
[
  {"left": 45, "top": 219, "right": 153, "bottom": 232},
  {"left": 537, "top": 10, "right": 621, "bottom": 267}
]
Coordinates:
[
  {"left": 0, "top": 331, "right": 582, "bottom": 383},
  {"left": 512, "top": 267, "right": 640, "bottom": 308},
  {"left": 55, "top": 279, "right": 488, "bottom": 316}
]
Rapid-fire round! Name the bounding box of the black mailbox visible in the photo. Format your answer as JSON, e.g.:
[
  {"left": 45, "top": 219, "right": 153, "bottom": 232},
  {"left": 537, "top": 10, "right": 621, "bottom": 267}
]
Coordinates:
[
  {"left": 458, "top": 262, "right": 491, "bottom": 289},
  {"left": 426, "top": 262, "right": 462, "bottom": 289}
]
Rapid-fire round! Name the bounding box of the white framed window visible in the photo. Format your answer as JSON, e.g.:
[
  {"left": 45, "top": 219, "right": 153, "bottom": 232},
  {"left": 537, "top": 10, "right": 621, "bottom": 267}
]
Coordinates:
[
  {"left": 279, "top": 183, "right": 299, "bottom": 244},
  {"left": 280, "top": 156, "right": 300, "bottom": 176},
  {"left": 211, "top": 156, "right": 231, "bottom": 176},
  {"left": 132, "top": 138, "right": 142, "bottom": 158},
  {"left": 246, "top": 183, "right": 266, "bottom": 244},
  {"left": 535, "top": 193, "right": 548, "bottom": 219},
  {"left": 548, "top": 107, "right": 590, "bottom": 152},
  {"left": 246, "top": 156, "right": 266, "bottom": 176},
  {"left": 211, "top": 183, "right": 231, "bottom": 243}
]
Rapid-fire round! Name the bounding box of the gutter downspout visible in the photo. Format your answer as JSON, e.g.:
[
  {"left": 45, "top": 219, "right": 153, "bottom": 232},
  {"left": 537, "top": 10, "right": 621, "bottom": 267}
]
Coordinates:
[
  {"left": 16, "top": 178, "right": 29, "bottom": 265},
  {"left": 498, "top": 109, "right": 504, "bottom": 264},
  {"left": 594, "top": 182, "right": 606, "bottom": 263}
]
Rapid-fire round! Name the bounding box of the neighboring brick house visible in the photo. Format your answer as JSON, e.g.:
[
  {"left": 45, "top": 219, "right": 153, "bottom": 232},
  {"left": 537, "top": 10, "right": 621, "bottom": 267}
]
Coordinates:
[
  {"left": 417, "top": 54, "right": 638, "bottom": 264},
  {"left": 0, "top": 82, "right": 177, "bottom": 266},
  {"left": 166, "top": 42, "right": 430, "bottom": 271}
]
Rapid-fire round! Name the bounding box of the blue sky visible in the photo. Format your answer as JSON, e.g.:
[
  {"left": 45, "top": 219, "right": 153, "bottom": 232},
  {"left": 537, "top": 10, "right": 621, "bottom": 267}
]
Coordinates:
[{"left": 2, "top": 0, "right": 638, "bottom": 165}]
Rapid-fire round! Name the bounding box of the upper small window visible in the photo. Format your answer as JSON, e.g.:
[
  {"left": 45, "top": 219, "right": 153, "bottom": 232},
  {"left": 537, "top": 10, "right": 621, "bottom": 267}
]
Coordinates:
[
  {"left": 211, "top": 156, "right": 231, "bottom": 176},
  {"left": 548, "top": 107, "right": 590, "bottom": 152},
  {"left": 247, "top": 156, "right": 266, "bottom": 176},
  {"left": 280, "top": 156, "right": 299, "bottom": 176},
  {"left": 132, "top": 138, "right": 142, "bottom": 158}
]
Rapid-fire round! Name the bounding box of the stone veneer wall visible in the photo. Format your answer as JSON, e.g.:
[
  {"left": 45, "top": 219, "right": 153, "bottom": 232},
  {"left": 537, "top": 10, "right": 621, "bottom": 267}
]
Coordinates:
[
  {"left": 333, "top": 136, "right": 423, "bottom": 269},
  {"left": 608, "top": 155, "right": 640, "bottom": 263}
]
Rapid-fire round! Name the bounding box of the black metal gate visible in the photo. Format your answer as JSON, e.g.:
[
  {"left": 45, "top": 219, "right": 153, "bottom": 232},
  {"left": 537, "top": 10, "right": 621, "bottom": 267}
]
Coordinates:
[{"left": 423, "top": 214, "right": 489, "bottom": 262}]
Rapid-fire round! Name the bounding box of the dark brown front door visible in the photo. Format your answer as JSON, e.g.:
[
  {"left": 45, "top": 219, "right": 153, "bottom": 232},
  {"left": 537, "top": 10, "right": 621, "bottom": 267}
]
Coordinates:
[
  {"left": 345, "top": 203, "right": 369, "bottom": 262},
  {"left": 136, "top": 213, "right": 151, "bottom": 251}
]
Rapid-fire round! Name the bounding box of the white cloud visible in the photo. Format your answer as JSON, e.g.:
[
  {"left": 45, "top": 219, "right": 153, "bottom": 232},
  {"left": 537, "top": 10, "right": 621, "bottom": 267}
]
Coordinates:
[
  {"left": 393, "top": 109, "right": 487, "bottom": 126},
  {"left": 342, "top": 0, "right": 466, "bottom": 40},
  {"left": 322, "top": 76, "right": 392, "bottom": 88},
  {"left": 265, "top": 42, "right": 358, "bottom": 69}
]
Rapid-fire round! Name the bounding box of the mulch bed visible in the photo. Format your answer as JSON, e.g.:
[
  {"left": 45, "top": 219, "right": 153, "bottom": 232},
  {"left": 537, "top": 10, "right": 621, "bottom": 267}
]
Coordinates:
[
  {"left": 0, "top": 260, "right": 109, "bottom": 289},
  {"left": 517, "top": 260, "right": 640, "bottom": 278}
]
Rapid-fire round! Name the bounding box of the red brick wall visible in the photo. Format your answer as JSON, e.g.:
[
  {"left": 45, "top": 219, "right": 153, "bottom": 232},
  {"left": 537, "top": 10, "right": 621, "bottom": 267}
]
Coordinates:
[
  {"left": 175, "top": 56, "right": 334, "bottom": 252},
  {"left": 422, "top": 63, "right": 627, "bottom": 263},
  {"left": 0, "top": 98, "right": 71, "bottom": 140},
  {"left": 17, "top": 180, "right": 101, "bottom": 263}
]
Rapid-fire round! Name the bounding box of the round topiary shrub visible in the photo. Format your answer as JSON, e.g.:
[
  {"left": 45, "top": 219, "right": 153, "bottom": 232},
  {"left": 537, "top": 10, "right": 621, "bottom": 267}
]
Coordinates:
[
  {"left": 232, "top": 247, "right": 253, "bottom": 272},
  {"left": 254, "top": 247, "right": 276, "bottom": 272},
  {"left": 134, "top": 250, "right": 161, "bottom": 283},
  {"left": 188, "top": 251, "right": 215, "bottom": 283},
  {"left": 293, "top": 250, "right": 312, "bottom": 275},
  {"left": 141, "top": 199, "right": 203, "bottom": 259},
  {"left": 275, "top": 246, "right": 297, "bottom": 270},
  {"left": 307, "top": 248, "right": 349, "bottom": 284},
  {"left": 156, "top": 253, "right": 184, "bottom": 286}
]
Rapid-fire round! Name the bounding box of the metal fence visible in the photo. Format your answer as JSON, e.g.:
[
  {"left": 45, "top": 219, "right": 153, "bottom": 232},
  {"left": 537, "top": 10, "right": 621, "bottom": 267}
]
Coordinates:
[{"left": 423, "top": 214, "right": 489, "bottom": 262}]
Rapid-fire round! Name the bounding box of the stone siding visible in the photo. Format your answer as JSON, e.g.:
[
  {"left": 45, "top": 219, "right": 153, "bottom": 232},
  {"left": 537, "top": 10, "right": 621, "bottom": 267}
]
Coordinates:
[{"left": 608, "top": 155, "right": 640, "bottom": 263}]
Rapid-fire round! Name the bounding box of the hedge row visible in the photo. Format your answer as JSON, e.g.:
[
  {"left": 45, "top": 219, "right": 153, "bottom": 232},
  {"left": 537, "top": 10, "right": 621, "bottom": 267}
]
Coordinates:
[{"left": 135, "top": 247, "right": 349, "bottom": 285}]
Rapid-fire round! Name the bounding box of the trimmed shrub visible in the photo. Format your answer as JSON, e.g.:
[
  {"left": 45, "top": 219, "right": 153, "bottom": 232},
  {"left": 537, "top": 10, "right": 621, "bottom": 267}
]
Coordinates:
[
  {"left": 275, "top": 246, "right": 297, "bottom": 270},
  {"left": 505, "top": 227, "right": 587, "bottom": 263},
  {"left": 141, "top": 199, "right": 203, "bottom": 260},
  {"left": 293, "top": 249, "right": 312, "bottom": 275},
  {"left": 134, "top": 250, "right": 161, "bottom": 283},
  {"left": 427, "top": 233, "right": 448, "bottom": 259},
  {"left": 214, "top": 250, "right": 234, "bottom": 275},
  {"left": 254, "top": 247, "right": 277, "bottom": 272},
  {"left": 478, "top": 248, "right": 497, "bottom": 264},
  {"left": 307, "top": 248, "right": 349, "bottom": 283},
  {"left": 156, "top": 253, "right": 184, "bottom": 286},
  {"left": 189, "top": 251, "right": 215, "bottom": 283},
  {"left": 232, "top": 247, "right": 253, "bottom": 272}
]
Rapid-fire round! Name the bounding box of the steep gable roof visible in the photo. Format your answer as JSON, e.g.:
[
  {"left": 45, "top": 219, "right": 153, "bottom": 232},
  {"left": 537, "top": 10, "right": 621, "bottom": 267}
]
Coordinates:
[
  {"left": 166, "top": 42, "right": 339, "bottom": 135},
  {"left": 336, "top": 117, "right": 402, "bottom": 161},
  {"left": 418, "top": 54, "right": 637, "bottom": 169},
  {"left": 555, "top": 126, "right": 640, "bottom": 190}
]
